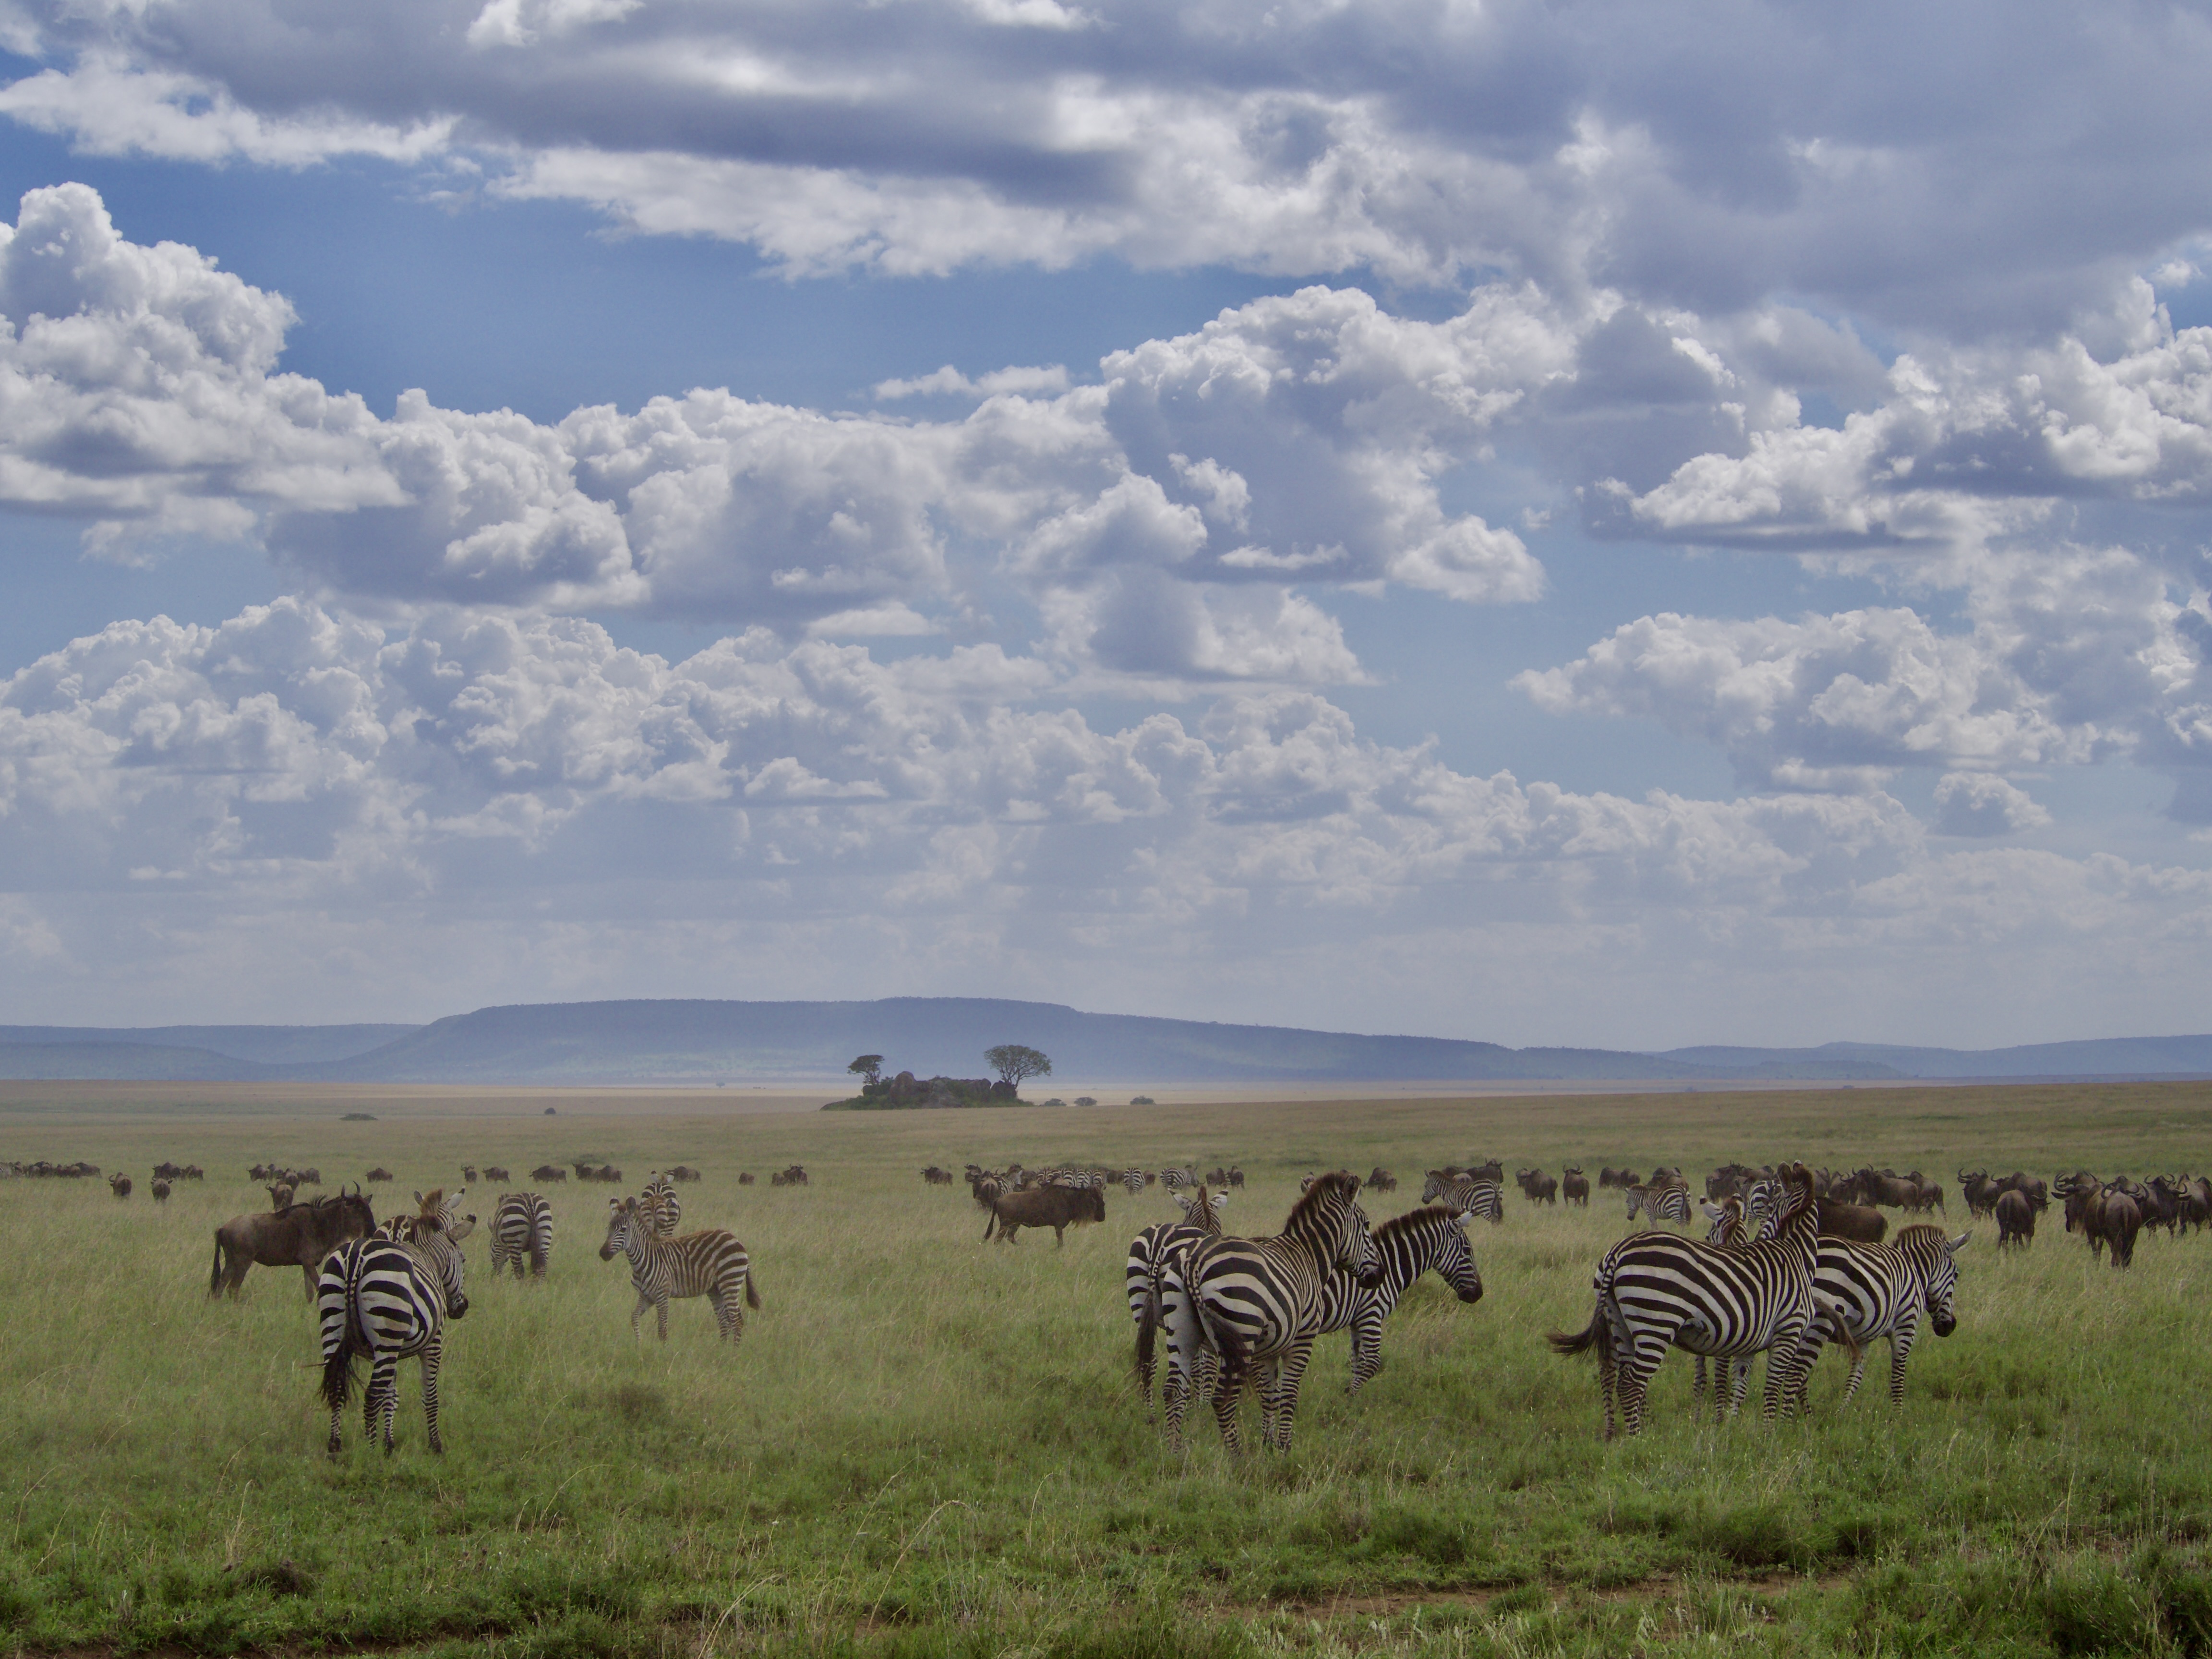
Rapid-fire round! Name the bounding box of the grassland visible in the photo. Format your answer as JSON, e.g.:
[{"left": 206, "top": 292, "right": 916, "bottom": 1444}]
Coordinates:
[{"left": 4, "top": 1080, "right": 2212, "bottom": 1658}]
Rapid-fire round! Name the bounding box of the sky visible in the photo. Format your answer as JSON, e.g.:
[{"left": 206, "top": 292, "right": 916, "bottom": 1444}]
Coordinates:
[{"left": 2, "top": 0, "right": 2212, "bottom": 1049}]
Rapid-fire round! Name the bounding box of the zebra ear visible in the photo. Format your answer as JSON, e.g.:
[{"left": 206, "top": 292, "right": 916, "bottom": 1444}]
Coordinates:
[
  {"left": 1949, "top": 1230, "right": 1972, "bottom": 1253},
  {"left": 1699, "top": 1202, "right": 1724, "bottom": 1221},
  {"left": 1210, "top": 1193, "right": 1228, "bottom": 1211}
]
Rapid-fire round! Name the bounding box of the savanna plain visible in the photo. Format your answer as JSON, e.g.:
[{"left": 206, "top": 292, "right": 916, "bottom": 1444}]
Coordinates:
[{"left": 3, "top": 1080, "right": 2210, "bottom": 1659}]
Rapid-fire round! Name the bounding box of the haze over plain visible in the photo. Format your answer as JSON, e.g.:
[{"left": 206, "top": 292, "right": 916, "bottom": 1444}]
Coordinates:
[{"left": 0, "top": 0, "right": 2210, "bottom": 1050}]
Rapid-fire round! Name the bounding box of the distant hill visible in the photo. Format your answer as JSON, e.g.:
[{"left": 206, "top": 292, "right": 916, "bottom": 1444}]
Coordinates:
[{"left": 0, "top": 1000, "right": 2206, "bottom": 1086}]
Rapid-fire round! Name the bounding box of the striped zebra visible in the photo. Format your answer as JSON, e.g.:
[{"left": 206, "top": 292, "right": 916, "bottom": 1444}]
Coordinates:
[
  {"left": 1160, "top": 1167, "right": 1200, "bottom": 1195},
  {"left": 1127, "top": 1188, "right": 1227, "bottom": 1408},
  {"left": 1118, "top": 1169, "right": 1149, "bottom": 1197},
  {"left": 1316, "top": 1206, "right": 1483, "bottom": 1394},
  {"left": 1624, "top": 1182, "right": 1692, "bottom": 1225},
  {"left": 317, "top": 1197, "right": 469, "bottom": 1455},
  {"left": 639, "top": 1174, "right": 682, "bottom": 1238},
  {"left": 490, "top": 1191, "right": 554, "bottom": 1279},
  {"left": 1548, "top": 1163, "right": 1836, "bottom": 1438},
  {"left": 1690, "top": 1190, "right": 1784, "bottom": 1406},
  {"left": 1784, "top": 1225, "right": 1970, "bottom": 1411},
  {"left": 1421, "top": 1171, "right": 1504, "bottom": 1223},
  {"left": 598, "top": 1195, "right": 759, "bottom": 1346},
  {"left": 1158, "top": 1170, "right": 1381, "bottom": 1453}
]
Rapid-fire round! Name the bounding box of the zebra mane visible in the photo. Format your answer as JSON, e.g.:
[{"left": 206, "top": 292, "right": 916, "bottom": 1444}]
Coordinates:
[
  {"left": 1893, "top": 1222, "right": 1950, "bottom": 1248},
  {"left": 1373, "top": 1205, "right": 1460, "bottom": 1244},
  {"left": 416, "top": 1187, "right": 447, "bottom": 1220},
  {"left": 1280, "top": 1169, "right": 1358, "bottom": 1235}
]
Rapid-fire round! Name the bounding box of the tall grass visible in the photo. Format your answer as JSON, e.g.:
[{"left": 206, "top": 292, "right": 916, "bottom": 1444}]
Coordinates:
[{"left": 1, "top": 1082, "right": 2210, "bottom": 1655}]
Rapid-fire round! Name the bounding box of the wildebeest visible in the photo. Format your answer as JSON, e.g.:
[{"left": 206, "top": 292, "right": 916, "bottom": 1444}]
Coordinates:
[
  {"left": 461, "top": 1165, "right": 479, "bottom": 1184},
  {"left": 365, "top": 1167, "right": 394, "bottom": 1183},
  {"left": 530, "top": 1165, "right": 568, "bottom": 1183},
  {"left": 153, "top": 1161, "right": 184, "bottom": 1181},
  {"left": 737, "top": 1171, "right": 756, "bottom": 1185},
  {"left": 1816, "top": 1199, "right": 1888, "bottom": 1242},
  {"left": 483, "top": 1166, "right": 512, "bottom": 1184},
  {"left": 1562, "top": 1167, "right": 1589, "bottom": 1205},
  {"left": 1365, "top": 1167, "right": 1397, "bottom": 1193},
  {"left": 669, "top": 1166, "right": 703, "bottom": 1183},
  {"left": 983, "top": 1183, "right": 1105, "bottom": 1246},
  {"left": 1598, "top": 1167, "right": 1642, "bottom": 1190},
  {"left": 922, "top": 1166, "right": 956, "bottom": 1185},
  {"left": 108, "top": 1173, "right": 132, "bottom": 1199},
  {"left": 769, "top": 1164, "right": 807, "bottom": 1187},
  {"left": 1995, "top": 1189, "right": 2035, "bottom": 1248},
  {"left": 1957, "top": 1169, "right": 2001, "bottom": 1217},
  {"left": 267, "top": 1182, "right": 295, "bottom": 1210},
  {"left": 210, "top": 1189, "right": 377, "bottom": 1298},
  {"left": 151, "top": 1178, "right": 172, "bottom": 1203},
  {"left": 1226, "top": 1166, "right": 1245, "bottom": 1188},
  {"left": 2090, "top": 1188, "right": 2142, "bottom": 1268},
  {"left": 1516, "top": 1167, "right": 1559, "bottom": 1204}
]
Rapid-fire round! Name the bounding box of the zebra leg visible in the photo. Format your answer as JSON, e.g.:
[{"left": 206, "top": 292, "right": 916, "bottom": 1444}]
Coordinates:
[
  {"left": 1267, "top": 1339, "right": 1318, "bottom": 1453},
  {"left": 630, "top": 1288, "right": 650, "bottom": 1341},
  {"left": 1346, "top": 1314, "right": 1382, "bottom": 1395},
  {"left": 1209, "top": 1366, "right": 1244, "bottom": 1455},
  {"left": 656, "top": 1295, "right": 671, "bottom": 1342},
  {"left": 420, "top": 1334, "right": 445, "bottom": 1455},
  {"left": 327, "top": 1395, "right": 346, "bottom": 1456},
  {"left": 1725, "top": 1357, "right": 1753, "bottom": 1419},
  {"left": 368, "top": 1354, "right": 399, "bottom": 1454},
  {"left": 1887, "top": 1323, "right": 1917, "bottom": 1410},
  {"left": 1616, "top": 1334, "right": 1666, "bottom": 1438},
  {"left": 1692, "top": 1355, "right": 1707, "bottom": 1410}
]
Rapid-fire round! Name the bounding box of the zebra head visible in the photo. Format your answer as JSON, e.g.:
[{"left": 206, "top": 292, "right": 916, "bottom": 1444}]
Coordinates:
[
  {"left": 1289, "top": 1171, "right": 1382, "bottom": 1287},
  {"left": 1436, "top": 1215, "right": 1483, "bottom": 1303},
  {"left": 1420, "top": 1169, "right": 1449, "bottom": 1203},
  {"left": 600, "top": 1196, "right": 643, "bottom": 1261},
  {"left": 1926, "top": 1229, "right": 1972, "bottom": 1336}
]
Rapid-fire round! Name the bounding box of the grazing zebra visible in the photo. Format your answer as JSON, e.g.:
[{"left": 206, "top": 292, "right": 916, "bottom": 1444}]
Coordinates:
[
  {"left": 1118, "top": 1169, "right": 1149, "bottom": 1197},
  {"left": 1127, "top": 1188, "right": 1228, "bottom": 1407},
  {"left": 317, "top": 1199, "right": 469, "bottom": 1455},
  {"left": 1785, "top": 1225, "right": 1970, "bottom": 1411},
  {"left": 1421, "top": 1170, "right": 1504, "bottom": 1223},
  {"left": 598, "top": 1196, "right": 759, "bottom": 1346},
  {"left": 1549, "top": 1164, "right": 1835, "bottom": 1438},
  {"left": 1624, "top": 1182, "right": 1692, "bottom": 1225},
  {"left": 1160, "top": 1168, "right": 1199, "bottom": 1194},
  {"left": 490, "top": 1191, "right": 554, "bottom": 1279},
  {"left": 640, "top": 1174, "right": 682, "bottom": 1238},
  {"left": 1158, "top": 1171, "right": 1381, "bottom": 1453},
  {"left": 1315, "top": 1206, "right": 1484, "bottom": 1394}
]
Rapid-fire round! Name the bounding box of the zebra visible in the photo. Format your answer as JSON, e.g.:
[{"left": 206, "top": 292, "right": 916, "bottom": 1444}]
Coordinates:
[
  {"left": 1160, "top": 1167, "right": 1200, "bottom": 1196},
  {"left": 598, "top": 1195, "right": 759, "bottom": 1346},
  {"left": 1784, "top": 1225, "right": 1971, "bottom": 1412},
  {"left": 490, "top": 1191, "right": 554, "bottom": 1279},
  {"left": 640, "top": 1174, "right": 682, "bottom": 1238},
  {"left": 1549, "top": 1164, "right": 1840, "bottom": 1438},
  {"left": 1690, "top": 1190, "right": 1784, "bottom": 1406},
  {"left": 1420, "top": 1171, "right": 1504, "bottom": 1223},
  {"left": 1127, "top": 1188, "right": 1227, "bottom": 1407},
  {"left": 1624, "top": 1182, "right": 1692, "bottom": 1225},
  {"left": 1158, "top": 1170, "right": 1381, "bottom": 1453},
  {"left": 317, "top": 1199, "right": 469, "bottom": 1455},
  {"left": 1314, "top": 1206, "right": 1484, "bottom": 1394},
  {"left": 1118, "top": 1169, "right": 1149, "bottom": 1197}
]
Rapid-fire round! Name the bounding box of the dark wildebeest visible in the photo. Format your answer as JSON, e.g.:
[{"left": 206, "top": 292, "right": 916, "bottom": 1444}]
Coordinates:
[
  {"left": 1816, "top": 1198, "right": 1888, "bottom": 1243},
  {"left": 462, "top": 1165, "right": 479, "bottom": 1184},
  {"left": 1226, "top": 1167, "right": 1245, "bottom": 1188},
  {"left": 1958, "top": 1169, "right": 2001, "bottom": 1217},
  {"left": 1995, "top": 1189, "right": 2035, "bottom": 1249},
  {"left": 2092, "top": 1188, "right": 2142, "bottom": 1268},
  {"left": 483, "top": 1166, "right": 511, "bottom": 1184},
  {"left": 108, "top": 1173, "right": 132, "bottom": 1199},
  {"left": 530, "top": 1165, "right": 568, "bottom": 1183},
  {"left": 737, "top": 1171, "right": 756, "bottom": 1185},
  {"left": 1516, "top": 1167, "right": 1559, "bottom": 1204},
  {"left": 922, "top": 1166, "right": 955, "bottom": 1185},
  {"left": 1563, "top": 1167, "right": 1590, "bottom": 1205},
  {"left": 151, "top": 1178, "right": 172, "bottom": 1203},
  {"left": 365, "top": 1167, "right": 394, "bottom": 1183},
  {"left": 669, "top": 1166, "right": 702, "bottom": 1182},
  {"left": 1365, "top": 1167, "right": 1397, "bottom": 1193},
  {"left": 1996, "top": 1171, "right": 2049, "bottom": 1211},
  {"left": 983, "top": 1183, "right": 1105, "bottom": 1246},
  {"left": 1598, "top": 1166, "right": 1642, "bottom": 1190},
  {"left": 210, "top": 1189, "right": 377, "bottom": 1298},
  {"left": 153, "top": 1161, "right": 184, "bottom": 1181},
  {"left": 267, "top": 1182, "right": 295, "bottom": 1210}
]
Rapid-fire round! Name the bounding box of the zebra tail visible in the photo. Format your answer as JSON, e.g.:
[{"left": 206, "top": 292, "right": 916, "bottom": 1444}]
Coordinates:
[
  {"left": 745, "top": 1264, "right": 762, "bottom": 1311},
  {"left": 1548, "top": 1305, "right": 1603, "bottom": 1356},
  {"left": 1813, "top": 1294, "right": 1863, "bottom": 1365},
  {"left": 1134, "top": 1286, "right": 1160, "bottom": 1382},
  {"left": 320, "top": 1343, "right": 357, "bottom": 1414}
]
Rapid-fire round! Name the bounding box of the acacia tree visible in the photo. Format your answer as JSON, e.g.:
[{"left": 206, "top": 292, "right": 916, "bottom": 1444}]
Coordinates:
[
  {"left": 848, "top": 1054, "right": 885, "bottom": 1087},
  {"left": 985, "top": 1045, "right": 1051, "bottom": 1090}
]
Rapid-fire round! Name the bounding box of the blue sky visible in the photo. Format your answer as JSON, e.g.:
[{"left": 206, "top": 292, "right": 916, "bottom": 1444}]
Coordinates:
[{"left": 2, "top": 0, "right": 2211, "bottom": 1048}]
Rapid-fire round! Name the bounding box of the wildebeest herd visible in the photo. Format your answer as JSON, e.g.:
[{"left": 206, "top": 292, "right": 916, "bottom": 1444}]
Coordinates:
[{"left": 5, "top": 1146, "right": 2204, "bottom": 1458}]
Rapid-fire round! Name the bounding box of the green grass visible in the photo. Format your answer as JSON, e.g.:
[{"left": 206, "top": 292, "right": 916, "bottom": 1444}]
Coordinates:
[{"left": 2, "top": 1081, "right": 2212, "bottom": 1656}]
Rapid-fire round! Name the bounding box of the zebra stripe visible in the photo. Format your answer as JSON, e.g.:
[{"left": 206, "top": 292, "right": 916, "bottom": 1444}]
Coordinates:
[
  {"left": 1420, "top": 1172, "right": 1504, "bottom": 1223},
  {"left": 1159, "top": 1171, "right": 1380, "bottom": 1453},
  {"left": 1119, "top": 1169, "right": 1149, "bottom": 1197},
  {"left": 491, "top": 1192, "right": 554, "bottom": 1279},
  {"left": 1787, "top": 1225, "right": 1969, "bottom": 1410},
  {"left": 1312, "top": 1206, "right": 1483, "bottom": 1393},
  {"left": 598, "top": 1196, "right": 759, "bottom": 1345},
  {"left": 317, "top": 1220, "right": 467, "bottom": 1455},
  {"left": 1549, "top": 1164, "right": 1826, "bottom": 1438}
]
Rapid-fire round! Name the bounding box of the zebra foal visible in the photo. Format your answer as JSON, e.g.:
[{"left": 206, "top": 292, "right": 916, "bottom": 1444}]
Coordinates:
[
  {"left": 317, "top": 1192, "right": 470, "bottom": 1455},
  {"left": 1159, "top": 1170, "right": 1381, "bottom": 1454},
  {"left": 490, "top": 1191, "right": 555, "bottom": 1279},
  {"left": 599, "top": 1196, "right": 760, "bottom": 1346},
  {"left": 1549, "top": 1163, "right": 1835, "bottom": 1438}
]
